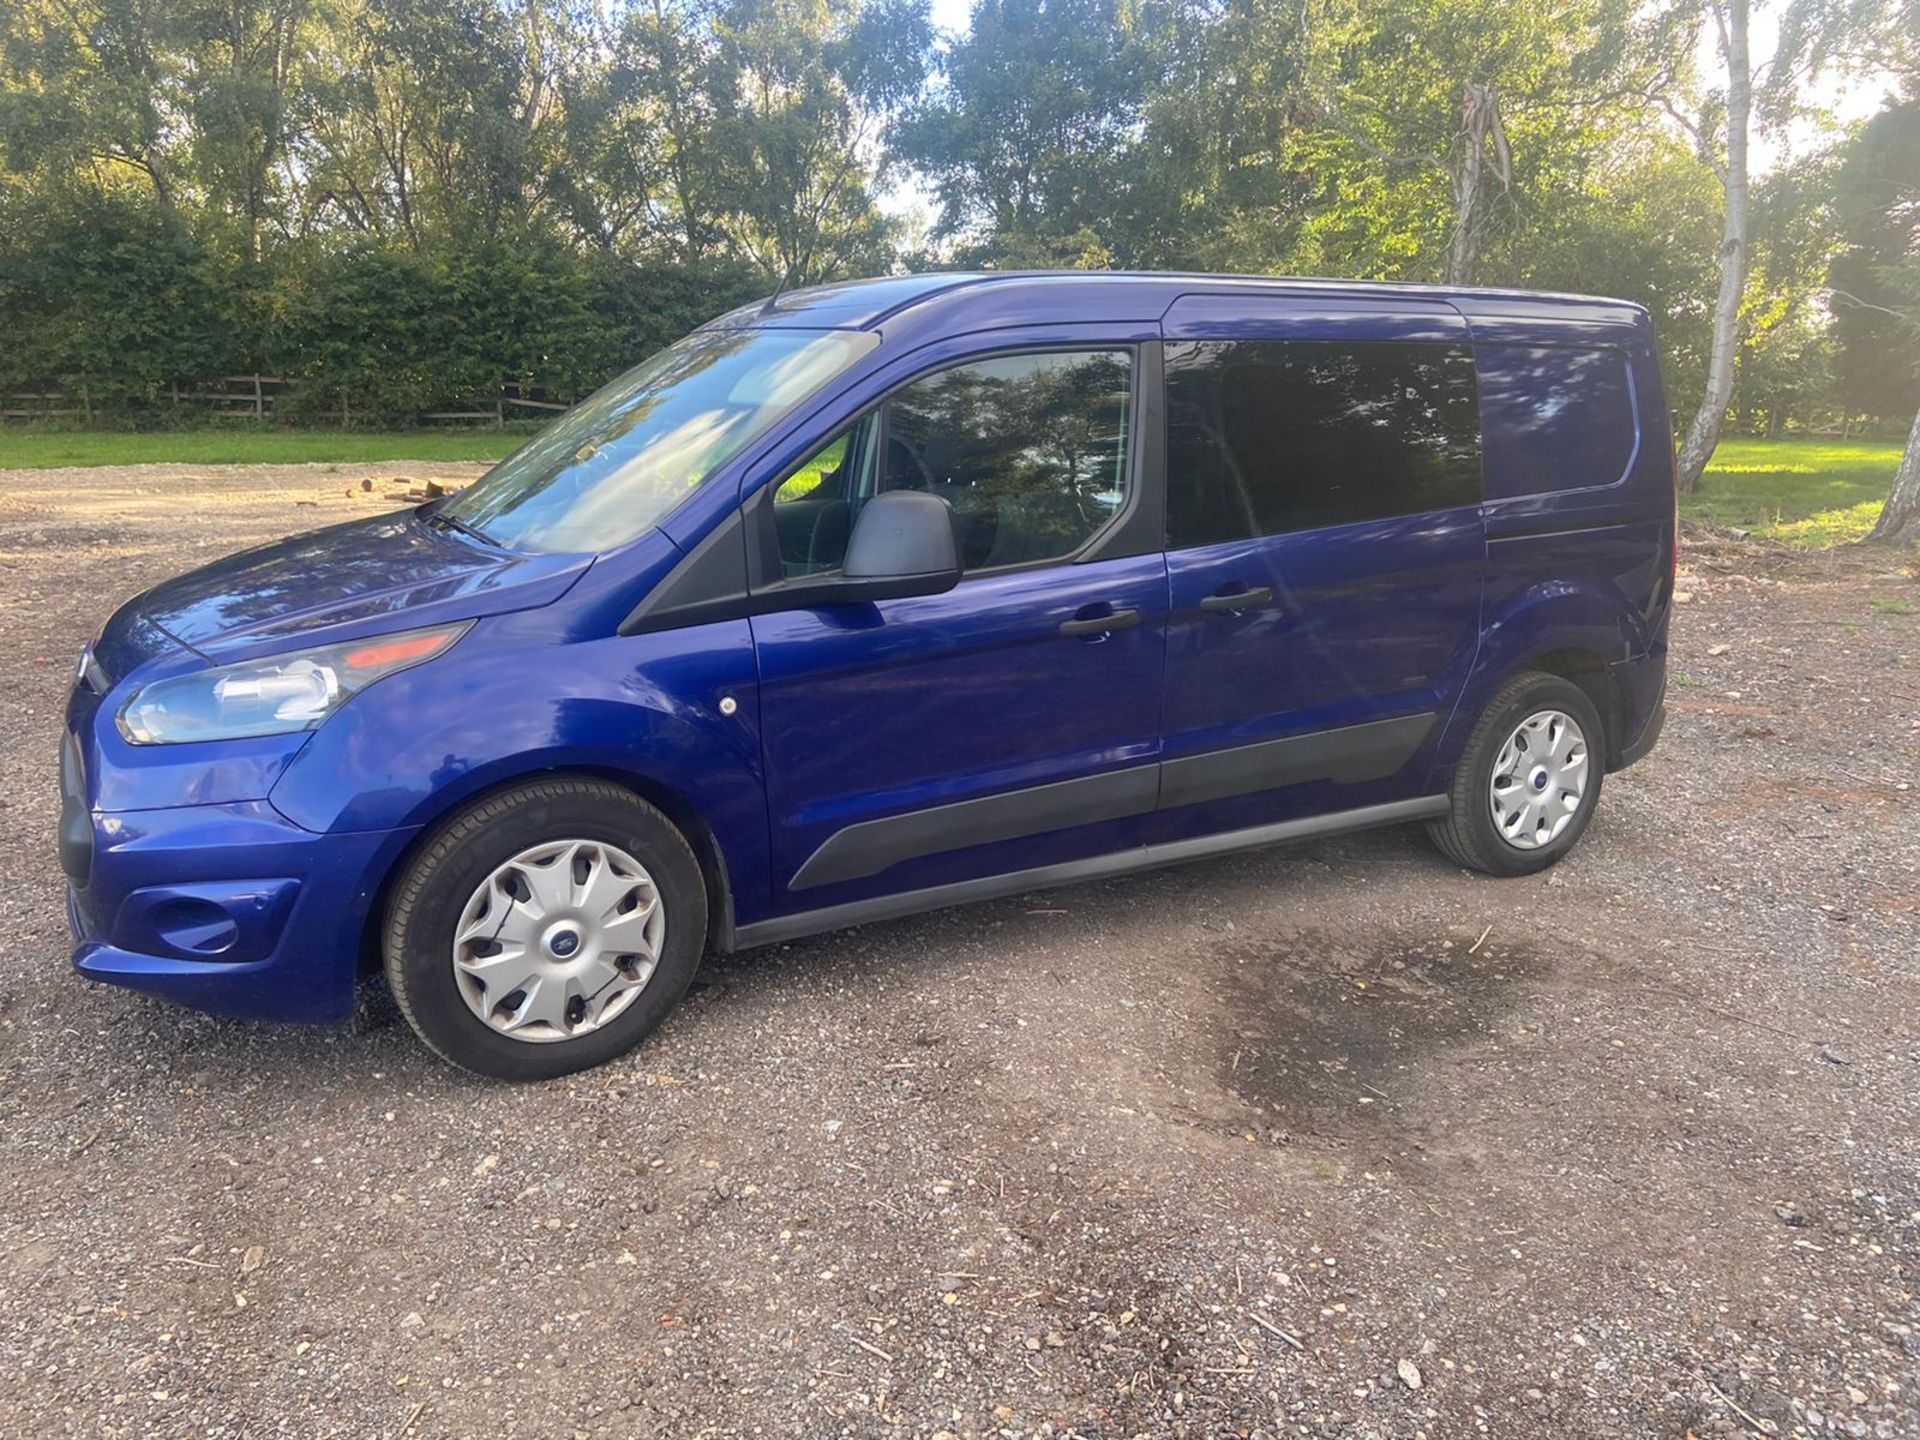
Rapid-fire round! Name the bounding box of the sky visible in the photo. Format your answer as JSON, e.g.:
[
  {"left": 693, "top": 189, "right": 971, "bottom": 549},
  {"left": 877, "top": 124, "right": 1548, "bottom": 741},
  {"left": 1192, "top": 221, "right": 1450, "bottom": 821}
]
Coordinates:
[
  {"left": 928, "top": 0, "right": 972, "bottom": 32},
  {"left": 876, "top": 0, "right": 971, "bottom": 225}
]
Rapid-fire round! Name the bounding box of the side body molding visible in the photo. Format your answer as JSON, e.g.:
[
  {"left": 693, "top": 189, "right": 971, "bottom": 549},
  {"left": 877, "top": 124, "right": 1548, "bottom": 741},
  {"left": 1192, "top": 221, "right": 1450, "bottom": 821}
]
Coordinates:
[
  {"left": 785, "top": 711, "right": 1438, "bottom": 893},
  {"left": 735, "top": 795, "right": 1448, "bottom": 951},
  {"left": 791, "top": 765, "right": 1162, "bottom": 891},
  {"left": 1158, "top": 713, "right": 1436, "bottom": 811}
]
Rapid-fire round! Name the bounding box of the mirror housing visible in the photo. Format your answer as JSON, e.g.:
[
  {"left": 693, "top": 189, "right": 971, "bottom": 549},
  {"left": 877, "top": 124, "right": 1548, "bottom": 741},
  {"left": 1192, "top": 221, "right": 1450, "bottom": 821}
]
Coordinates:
[
  {"left": 843, "top": 492, "right": 961, "bottom": 592},
  {"left": 621, "top": 490, "right": 962, "bottom": 636},
  {"left": 777, "top": 491, "right": 962, "bottom": 605}
]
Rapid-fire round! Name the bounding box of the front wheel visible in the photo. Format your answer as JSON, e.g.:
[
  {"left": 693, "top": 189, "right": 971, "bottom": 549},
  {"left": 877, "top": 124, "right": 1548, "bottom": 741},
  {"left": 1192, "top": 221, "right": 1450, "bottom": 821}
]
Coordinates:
[
  {"left": 383, "top": 778, "right": 708, "bottom": 1081},
  {"left": 1427, "top": 671, "right": 1606, "bottom": 876}
]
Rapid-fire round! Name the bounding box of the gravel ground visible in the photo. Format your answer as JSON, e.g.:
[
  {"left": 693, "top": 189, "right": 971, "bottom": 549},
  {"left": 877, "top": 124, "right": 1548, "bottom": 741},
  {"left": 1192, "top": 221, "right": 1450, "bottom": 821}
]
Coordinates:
[{"left": 1, "top": 463, "right": 1916, "bottom": 1440}]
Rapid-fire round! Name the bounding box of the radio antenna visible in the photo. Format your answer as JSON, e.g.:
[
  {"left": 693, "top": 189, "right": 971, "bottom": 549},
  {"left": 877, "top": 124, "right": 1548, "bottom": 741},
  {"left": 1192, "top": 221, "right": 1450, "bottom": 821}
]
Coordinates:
[
  {"left": 759, "top": 258, "right": 801, "bottom": 315},
  {"left": 759, "top": 184, "right": 839, "bottom": 314}
]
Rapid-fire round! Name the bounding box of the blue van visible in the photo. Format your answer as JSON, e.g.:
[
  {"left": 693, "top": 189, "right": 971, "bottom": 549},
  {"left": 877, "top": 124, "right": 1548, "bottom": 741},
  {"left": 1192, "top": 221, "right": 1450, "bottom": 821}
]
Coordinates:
[{"left": 60, "top": 272, "right": 1672, "bottom": 1079}]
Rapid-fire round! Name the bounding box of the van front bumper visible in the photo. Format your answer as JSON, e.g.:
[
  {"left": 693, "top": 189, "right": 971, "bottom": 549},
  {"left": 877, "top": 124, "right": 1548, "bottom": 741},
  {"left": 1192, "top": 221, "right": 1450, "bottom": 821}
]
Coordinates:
[{"left": 65, "top": 798, "right": 418, "bottom": 1024}]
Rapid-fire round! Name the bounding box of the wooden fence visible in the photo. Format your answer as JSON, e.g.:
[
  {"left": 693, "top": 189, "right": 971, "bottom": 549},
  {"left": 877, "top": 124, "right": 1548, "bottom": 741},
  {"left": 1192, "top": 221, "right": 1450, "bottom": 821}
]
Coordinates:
[
  {"left": 423, "top": 383, "right": 572, "bottom": 425},
  {"left": 1, "top": 375, "right": 292, "bottom": 421},
  {"left": 1, "top": 376, "right": 575, "bottom": 425},
  {"left": 2, "top": 388, "right": 90, "bottom": 420}
]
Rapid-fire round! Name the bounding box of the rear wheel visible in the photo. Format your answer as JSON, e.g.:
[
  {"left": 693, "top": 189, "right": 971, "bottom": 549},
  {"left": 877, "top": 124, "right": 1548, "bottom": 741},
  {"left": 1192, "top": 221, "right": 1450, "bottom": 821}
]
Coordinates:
[
  {"left": 383, "top": 778, "right": 707, "bottom": 1081},
  {"left": 1427, "top": 671, "right": 1605, "bottom": 876}
]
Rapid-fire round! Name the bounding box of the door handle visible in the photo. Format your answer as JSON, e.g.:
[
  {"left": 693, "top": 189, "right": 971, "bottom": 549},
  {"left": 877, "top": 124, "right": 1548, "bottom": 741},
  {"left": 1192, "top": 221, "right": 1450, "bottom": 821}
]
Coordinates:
[
  {"left": 1199, "top": 585, "right": 1275, "bottom": 613},
  {"left": 1059, "top": 606, "right": 1142, "bottom": 637}
]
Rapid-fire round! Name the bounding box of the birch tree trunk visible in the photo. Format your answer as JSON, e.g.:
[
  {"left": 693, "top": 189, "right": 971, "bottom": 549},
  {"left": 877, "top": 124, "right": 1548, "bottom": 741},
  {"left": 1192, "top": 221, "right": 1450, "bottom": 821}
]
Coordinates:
[
  {"left": 1446, "top": 89, "right": 1487, "bottom": 286},
  {"left": 1675, "top": 0, "right": 1750, "bottom": 493},
  {"left": 1868, "top": 404, "right": 1920, "bottom": 544},
  {"left": 1445, "top": 83, "right": 1509, "bottom": 287}
]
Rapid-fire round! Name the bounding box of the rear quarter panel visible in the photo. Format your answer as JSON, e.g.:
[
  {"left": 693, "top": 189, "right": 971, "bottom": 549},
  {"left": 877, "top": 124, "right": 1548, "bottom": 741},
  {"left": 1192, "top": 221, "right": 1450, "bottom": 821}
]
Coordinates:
[{"left": 1432, "top": 310, "right": 1675, "bottom": 782}]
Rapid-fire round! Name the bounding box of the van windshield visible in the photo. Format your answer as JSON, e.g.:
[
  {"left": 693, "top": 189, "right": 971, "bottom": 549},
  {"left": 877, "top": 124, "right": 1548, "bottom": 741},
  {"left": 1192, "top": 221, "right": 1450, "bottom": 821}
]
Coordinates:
[{"left": 441, "top": 326, "right": 876, "bottom": 553}]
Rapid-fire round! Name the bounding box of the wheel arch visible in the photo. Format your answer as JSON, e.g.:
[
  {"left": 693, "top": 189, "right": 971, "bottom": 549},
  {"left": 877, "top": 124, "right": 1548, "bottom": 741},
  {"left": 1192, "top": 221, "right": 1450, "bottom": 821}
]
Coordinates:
[
  {"left": 355, "top": 764, "right": 739, "bottom": 981},
  {"left": 1522, "top": 648, "right": 1622, "bottom": 761},
  {"left": 1435, "top": 646, "right": 1620, "bottom": 785},
  {"left": 1433, "top": 584, "right": 1646, "bottom": 788}
]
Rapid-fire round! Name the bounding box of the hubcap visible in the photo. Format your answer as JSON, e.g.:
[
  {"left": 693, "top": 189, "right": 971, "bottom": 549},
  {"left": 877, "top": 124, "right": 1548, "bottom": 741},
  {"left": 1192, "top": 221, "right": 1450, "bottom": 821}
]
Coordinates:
[
  {"left": 1489, "top": 709, "right": 1590, "bottom": 851},
  {"left": 451, "top": 839, "right": 666, "bottom": 1044}
]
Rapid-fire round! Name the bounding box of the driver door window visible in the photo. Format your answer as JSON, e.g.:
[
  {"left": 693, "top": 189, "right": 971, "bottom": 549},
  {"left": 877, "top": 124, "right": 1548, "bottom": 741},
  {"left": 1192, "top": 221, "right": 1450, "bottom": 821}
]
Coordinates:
[{"left": 768, "top": 348, "right": 1134, "bottom": 580}]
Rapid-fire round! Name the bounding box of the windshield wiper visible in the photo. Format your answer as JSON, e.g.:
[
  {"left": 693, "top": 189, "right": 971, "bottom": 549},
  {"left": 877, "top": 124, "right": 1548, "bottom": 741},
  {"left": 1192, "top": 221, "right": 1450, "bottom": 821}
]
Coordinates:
[{"left": 426, "top": 510, "right": 500, "bottom": 548}]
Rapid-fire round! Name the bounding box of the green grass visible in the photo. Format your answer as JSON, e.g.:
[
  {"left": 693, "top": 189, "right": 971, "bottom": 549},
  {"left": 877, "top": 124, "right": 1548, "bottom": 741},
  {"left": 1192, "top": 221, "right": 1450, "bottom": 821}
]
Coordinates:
[
  {"left": 0, "top": 428, "right": 1906, "bottom": 553},
  {"left": 1687, "top": 437, "right": 1904, "bottom": 547},
  {"left": 0, "top": 428, "right": 517, "bottom": 470}
]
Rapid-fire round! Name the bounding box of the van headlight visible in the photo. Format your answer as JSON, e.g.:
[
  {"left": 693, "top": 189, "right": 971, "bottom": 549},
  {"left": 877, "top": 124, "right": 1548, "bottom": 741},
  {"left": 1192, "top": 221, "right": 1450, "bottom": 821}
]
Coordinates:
[{"left": 117, "top": 622, "right": 469, "bottom": 745}]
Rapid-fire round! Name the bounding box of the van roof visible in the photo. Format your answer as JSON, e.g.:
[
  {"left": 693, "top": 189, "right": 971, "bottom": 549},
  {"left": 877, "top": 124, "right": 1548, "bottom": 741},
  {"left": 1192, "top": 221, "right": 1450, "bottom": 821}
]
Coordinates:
[{"left": 707, "top": 270, "right": 1652, "bottom": 343}]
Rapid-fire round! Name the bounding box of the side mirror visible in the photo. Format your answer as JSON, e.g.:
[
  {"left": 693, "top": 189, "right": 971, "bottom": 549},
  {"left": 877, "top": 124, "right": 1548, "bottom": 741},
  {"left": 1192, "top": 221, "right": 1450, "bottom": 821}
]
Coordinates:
[{"left": 836, "top": 491, "right": 962, "bottom": 600}]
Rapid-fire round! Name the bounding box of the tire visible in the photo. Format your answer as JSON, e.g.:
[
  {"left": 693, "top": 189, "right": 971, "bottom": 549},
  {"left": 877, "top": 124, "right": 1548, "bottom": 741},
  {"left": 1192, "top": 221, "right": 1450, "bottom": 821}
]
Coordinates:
[
  {"left": 383, "top": 778, "right": 708, "bottom": 1081},
  {"left": 1427, "top": 671, "right": 1606, "bottom": 877}
]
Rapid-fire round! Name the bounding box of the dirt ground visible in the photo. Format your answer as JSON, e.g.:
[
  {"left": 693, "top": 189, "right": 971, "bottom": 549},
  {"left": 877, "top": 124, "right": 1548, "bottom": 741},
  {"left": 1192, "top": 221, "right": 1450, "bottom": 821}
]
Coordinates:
[{"left": 1, "top": 463, "right": 1916, "bottom": 1440}]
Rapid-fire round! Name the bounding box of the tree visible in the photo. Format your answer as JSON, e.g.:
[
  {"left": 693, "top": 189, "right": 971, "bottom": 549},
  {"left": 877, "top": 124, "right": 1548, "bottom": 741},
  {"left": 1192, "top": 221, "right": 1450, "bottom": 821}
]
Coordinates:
[
  {"left": 591, "top": 0, "right": 727, "bottom": 262},
  {"left": 703, "top": 0, "right": 928, "bottom": 283},
  {"left": 1667, "top": 0, "right": 1750, "bottom": 490},
  {"left": 0, "top": 0, "right": 191, "bottom": 210},
  {"left": 2, "top": 0, "right": 1896, "bottom": 442},
  {"left": 1289, "top": 0, "right": 1647, "bottom": 286},
  {"left": 1875, "top": 406, "right": 1920, "bottom": 544},
  {"left": 892, "top": 0, "right": 1162, "bottom": 266},
  {"left": 897, "top": 0, "right": 1656, "bottom": 285},
  {"left": 0, "top": 0, "right": 922, "bottom": 418},
  {"left": 1828, "top": 100, "right": 1920, "bottom": 424},
  {"left": 1855, "top": 172, "right": 1920, "bottom": 544},
  {"left": 1661, "top": 0, "right": 1898, "bottom": 490},
  {"left": 1486, "top": 130, "right": 1723, "bottom": 413},
  {"left": 177, "top": 0, "right": 321, "bottom": 255},
  {"left": 1734, "top": 142, "right": 1848, "bottom": 434},
  {"left": 1820, "top": 50, "right": 1920, "bottom": 542}
]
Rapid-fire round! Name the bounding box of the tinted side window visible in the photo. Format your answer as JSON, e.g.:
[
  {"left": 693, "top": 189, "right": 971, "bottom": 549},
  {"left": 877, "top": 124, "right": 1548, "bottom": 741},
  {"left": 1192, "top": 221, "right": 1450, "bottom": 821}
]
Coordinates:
[
  {"left": 1166, "top": 341, "right": 1482, "bottom": 548},
  {"left": 1475, "top": 345, "right": 1635, "bottom": 500},
  {"left": 884, "top": 350, "right": 1133, "bottom": 571}
]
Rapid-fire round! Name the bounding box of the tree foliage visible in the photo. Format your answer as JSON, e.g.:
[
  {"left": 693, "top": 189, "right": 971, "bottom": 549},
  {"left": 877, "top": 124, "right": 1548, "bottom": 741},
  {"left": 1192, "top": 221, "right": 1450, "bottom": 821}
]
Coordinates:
[
  {"left": 894, "top": 0, "right": 1166, "bottom": 267},
  {"left": 0, "top": 0, "right": 916, "bottom": 418},
  {"left": 0, "top": 0, "right": 1903, "bottom": 439},
  {"left": 1828, "top": 98, "right": 1920, "bottom": 423}
]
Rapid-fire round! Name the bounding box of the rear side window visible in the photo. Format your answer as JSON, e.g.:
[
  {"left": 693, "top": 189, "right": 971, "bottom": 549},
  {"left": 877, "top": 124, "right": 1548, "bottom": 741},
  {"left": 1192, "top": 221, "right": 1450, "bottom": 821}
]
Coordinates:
[
  {"left": 1475, "top": 345, "right": 1636, "bottom": 500},
  {"left": 1165, "top": 340, "right": 1482, "bottom": 548}
]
